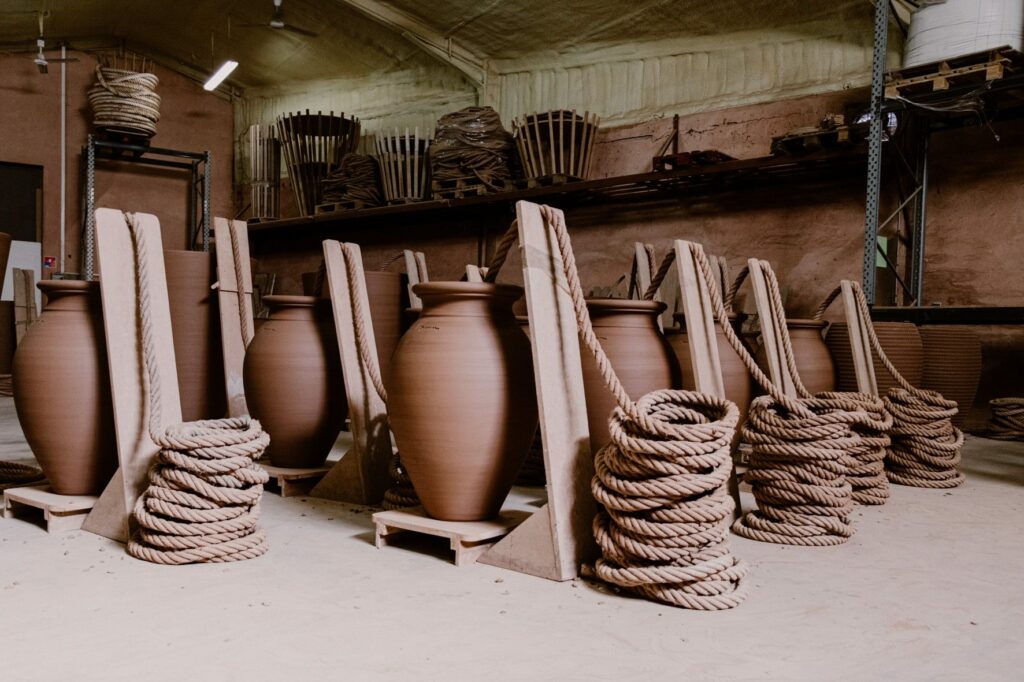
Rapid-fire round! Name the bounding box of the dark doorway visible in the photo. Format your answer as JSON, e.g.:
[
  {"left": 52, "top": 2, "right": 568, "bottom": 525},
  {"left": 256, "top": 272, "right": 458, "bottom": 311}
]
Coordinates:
[{"left": 0, "top": 162, "right": 43, "bottom": 243}]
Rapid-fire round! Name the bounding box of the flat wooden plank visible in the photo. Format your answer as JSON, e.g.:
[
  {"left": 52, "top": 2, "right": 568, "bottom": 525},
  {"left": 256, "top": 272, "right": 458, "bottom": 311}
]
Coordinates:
[
  {"left": 465, "top": 264, "right": 485, "bottom": 282},
  {"left": 83, "top": 209, "right": 182, "bottom": 543},
  {"left": 213, "top": 217, "right": 255, "bottom": 418},
  {"left": 309, "top": 240, "right": 392, "bottom": 504},
  {"left": 479, "top": 201, "right": 596, "bottom": 581},
  {"left": 403, "top": 249, "right": 424, "bottom": 310},
  {"left": 674, "top": 241, "right": 725, "bottom": 398},
  {"left": 747, "top": 258, "right": 797, "bottom": 398},
  {"left": 841, "top": 280, "right": 878, "bottom": 396}
]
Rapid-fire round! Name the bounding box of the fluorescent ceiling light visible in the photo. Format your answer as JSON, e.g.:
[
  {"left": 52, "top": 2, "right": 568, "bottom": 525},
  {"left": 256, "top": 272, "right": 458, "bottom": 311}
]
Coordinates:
[{"left": 203, "top": 60, "right": 238, "bottom": 91}]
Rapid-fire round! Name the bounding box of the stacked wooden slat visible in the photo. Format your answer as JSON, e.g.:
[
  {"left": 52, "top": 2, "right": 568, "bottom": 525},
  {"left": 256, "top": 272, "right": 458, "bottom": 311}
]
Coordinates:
[
  {"left": 248, "top": 124, "right": 281, "bottom": 220},
  {"left": 513, "top": 110, "right": 600, "bottom": 185},
  {"left": 376, "top": 128, "right": 431, "bottom": 203},
  {"left": 276, "top": 110, "right": 360, "bottom": 216}
]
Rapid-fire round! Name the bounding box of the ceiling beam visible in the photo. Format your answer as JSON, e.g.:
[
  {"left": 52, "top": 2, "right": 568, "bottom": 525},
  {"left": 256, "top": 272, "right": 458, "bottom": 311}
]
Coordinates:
[{"left": 327, "top": 0, "right": 486, "bottom": 86}]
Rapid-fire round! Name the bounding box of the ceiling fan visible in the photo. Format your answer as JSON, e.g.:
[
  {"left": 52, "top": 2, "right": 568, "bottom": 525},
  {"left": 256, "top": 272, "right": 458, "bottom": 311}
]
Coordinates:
[
  {"left": 240, "top": 0, "right": 318, "bottom": 38},
  {"left": 33, "top": 10, "right": 77, "bottom": 74}
]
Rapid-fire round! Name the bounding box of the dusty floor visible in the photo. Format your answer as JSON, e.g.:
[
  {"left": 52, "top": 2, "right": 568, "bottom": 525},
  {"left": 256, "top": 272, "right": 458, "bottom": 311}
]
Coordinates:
[{"left": 0, "top": 396, "right": 1022, "bottom": 681}]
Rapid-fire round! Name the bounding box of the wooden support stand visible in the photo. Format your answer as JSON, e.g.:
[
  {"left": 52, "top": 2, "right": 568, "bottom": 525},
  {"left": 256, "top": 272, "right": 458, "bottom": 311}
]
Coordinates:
[
  {"left": 213, "top": 217, "right": 255, "bottom": 418},
  {"left": 4, "top": 486, "right": 97, "bottom": 533},
  {"left": 83, "top": 210, "right": 182, "bottom": 543},
  {"left": 477, "top": 201, "right": 597, "bottom": 582},
  {"left": 403, "top": 249, "right": 428, "bottom": 310},
  {"left": 374, "top": 507, "right": 529, "bottom": 567},
  {"left": 258, "top": 461, "right": 331, "bottom": 498}
]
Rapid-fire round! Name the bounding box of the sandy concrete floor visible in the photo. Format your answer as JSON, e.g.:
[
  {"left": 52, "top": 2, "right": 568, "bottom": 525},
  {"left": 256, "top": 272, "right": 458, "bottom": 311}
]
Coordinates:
[{"left": 0, "top": 396, "right": 1022, "bottom": 681}]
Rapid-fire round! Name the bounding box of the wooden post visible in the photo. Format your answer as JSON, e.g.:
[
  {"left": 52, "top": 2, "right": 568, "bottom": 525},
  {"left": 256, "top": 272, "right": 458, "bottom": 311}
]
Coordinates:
[
  {"left": 841, "top": 280, "right": 879, "bottom": 396},
  {"left": 83, "top": 210, "right": 182, "bottom": 543},
  {"left": 309, "top": 240, "right": 393, "bottom": 504},
  {"left": 213, "top": 217, "right": 255, "bottom": 418},
  {"left": 404, "top": 250, "right": 428, "bottom": 310},
  {"left": 479, "top": 201, "right": 596, "bottom": 581},
  {"left": 747, "top": 258, "right": 798, "bottom": 398}
]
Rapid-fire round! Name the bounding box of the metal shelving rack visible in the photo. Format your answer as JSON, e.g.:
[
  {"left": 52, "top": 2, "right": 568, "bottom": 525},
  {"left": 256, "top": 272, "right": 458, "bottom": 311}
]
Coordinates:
[
  {"left": 862, "top": 1, "right": 1024, "bottom": 324},
  {"left": 81, "top": 135, "right": 211, "bottom": 279}
]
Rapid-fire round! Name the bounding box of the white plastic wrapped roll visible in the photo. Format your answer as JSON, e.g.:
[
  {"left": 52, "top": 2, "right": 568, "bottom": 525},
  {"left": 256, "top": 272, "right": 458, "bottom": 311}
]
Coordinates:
[{"left": 904, "top": 0, "right": 1024, "bottom": 68}]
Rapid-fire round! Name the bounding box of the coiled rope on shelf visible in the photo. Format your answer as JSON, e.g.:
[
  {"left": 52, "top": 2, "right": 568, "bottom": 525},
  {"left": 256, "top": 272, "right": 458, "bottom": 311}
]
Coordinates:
[
  {"left": 485, "top": 210, "right": 748, "bottom": 610},
  {"left": 88, "top": 66, "right": 161, "bottom": 138},
  {"left": 988, "top": 397, "right": 1024, "bottom": 440},
  {"left": 123, "top": 213, "right": 270, "bottom": 564},
  {"left": 430, "top": 106, "right": 513, "bottom": 189},
  {"left": 845, "top": 284, "right": 965, "bottom": 489},
  {"left": 321, "top": 154, "right": 383, "bottom": 207},
  {"left": 315, "top": 252, "right": 419, "bottom": 511}
]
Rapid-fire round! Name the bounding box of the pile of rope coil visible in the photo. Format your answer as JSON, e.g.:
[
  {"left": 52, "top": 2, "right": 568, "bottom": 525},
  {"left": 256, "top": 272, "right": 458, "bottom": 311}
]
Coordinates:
[
  {"left": 988, "top": 397, "right": 1024, "bottom": 440},
  {"left": 88, "top": 66, "right": 161, "bottom": 138},
  {"left": 321, "top": 154, "right": 383, "bottom": 207},
  {"left": 123, "top": 213, "right": 270, "bottom": 564},
  {"left": 430, "top": 106, "right": 513, "bottom": 189},
  {"left": 0, "top": 461, "right": 46, "bottom": 492},
  {"left": 484, "top": 209, "right": 748, "bottom": 610}
]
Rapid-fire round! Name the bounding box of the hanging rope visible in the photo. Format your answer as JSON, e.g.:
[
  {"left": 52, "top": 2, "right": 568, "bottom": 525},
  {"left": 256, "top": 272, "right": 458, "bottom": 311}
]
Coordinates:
[
  {"left": 988, "top": 397, "right": 1024, "bottom": 440},
  {"left": 229, "top": 224, "right": 254, "bottom": 348},
  {"left": 485, "top": 208, "right": 747, "bottom": 610},
  {"left": 123, "top": 213, "right": 270, "bottom": 564},
  {"left": 847, "top": 284, "right": 965, "bottom": 489},
  {"left": 88, "top": 66, "right": 161, "bottom": 138}
]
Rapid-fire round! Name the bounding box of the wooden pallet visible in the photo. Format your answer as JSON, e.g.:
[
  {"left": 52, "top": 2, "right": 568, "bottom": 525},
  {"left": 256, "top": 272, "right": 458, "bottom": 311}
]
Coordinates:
[
  {"left": 431, "top": 176, "right": 509, "bottom": 200},
  {"left": 3, "top": 486, "right": 97, "bottom": 533},
  {"left": 885, "top": 46, "right": 1021, "bottom": 98},
  {"left": 315, "top": 199, "right": 373, "bottom": 214},
  {"left": 373, "top": 507, "right": 529, "bottom": 566},
  {"left": 258, "top": 460, "right": 332, "bottom": 498},
  {"left": 526, "top": 173, "right": 583, "bottom": 188}
]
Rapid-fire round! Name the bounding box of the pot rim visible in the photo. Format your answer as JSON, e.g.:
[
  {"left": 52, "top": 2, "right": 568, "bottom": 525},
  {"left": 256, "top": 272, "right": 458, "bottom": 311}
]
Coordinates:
[
  {"left": 37, "top": 280, "right": 98, "bottom": 294},
  {"left": 787, "top": 318, "right": 827, "bottom": 330},
  {"left": 263, "top": 294, "right": 320, "bottom": 308},
  {"left": 673, "top": 311, "right": 741, "bottom": 325},
  {"left": 413, "top": 282, "right": 523, "bottom": 299},
  {"left": 586, "top": 298, "right": 666, "bottom": 314}
]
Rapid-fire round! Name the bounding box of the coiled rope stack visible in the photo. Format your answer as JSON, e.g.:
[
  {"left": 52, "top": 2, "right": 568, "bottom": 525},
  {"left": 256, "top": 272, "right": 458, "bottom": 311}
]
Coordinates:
[
  {"left": 988, "top": 397, "right": 1024, "bottom": 440},
  {"left": 430, "top": 106, "right": 513, "bottom": 190},
  {"left": 321, "top": 154, "right": 383, "bottom": 207},
  {"left": 0, "top": 461, "right": 45, "bottom": 492},
  {"left": 123, "top": 213, "right": 271, "bottom": 564},
  {"left": 88, "top": 66, "right": 161, "bottom": 138},
  {"left": 484, "top": 210, "right": 747, "bottom": 610}
]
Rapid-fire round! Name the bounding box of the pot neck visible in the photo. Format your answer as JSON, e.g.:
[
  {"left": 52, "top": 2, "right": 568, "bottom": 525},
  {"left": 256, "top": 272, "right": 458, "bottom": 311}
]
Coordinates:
[
  {"left": 416, "top": 283, "right": 522, "bottom": 319},
  {"left": 587, "top": 298, "right": 665, "bottom": 329},
  {"left": 39, "top": 281, "right": 101, "bottom": 313},
  {"left": 264, "top": 295, "right": 328, "bottom": 322}
]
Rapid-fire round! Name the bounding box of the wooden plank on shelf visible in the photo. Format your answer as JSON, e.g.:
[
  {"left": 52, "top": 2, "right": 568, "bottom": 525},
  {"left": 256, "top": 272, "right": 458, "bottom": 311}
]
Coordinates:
[
  {"left": 83, "top": 209, "right": 182, "bottom": 543},
  {"left": 213, "top": 217, "right": 255, "bottom": 418},
  {"left": 478, "top": 201, "right": 595, "bottom": 581}
]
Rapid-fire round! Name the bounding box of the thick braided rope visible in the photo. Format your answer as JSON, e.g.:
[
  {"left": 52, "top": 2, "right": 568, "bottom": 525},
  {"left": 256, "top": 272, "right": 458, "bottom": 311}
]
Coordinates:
[
  {"left": 336, "top": 243, "right": 419, "bottom": 509},
  {"left": 229, "top": 223, "right": 253, "bottom": 348},
  {"left": 689, "top": 253, "right": 867, "bottom": 544},
  {"left": 0, "top": 461, "right": 46, "bottom": 491},
  {"left": 988, "top": 397, "right": 1024, "bottom": 440},
  {"left": 724, "top": 265, "right": 749, "bottom": 315},
  {"left": 533, "top": 205, "right": 747, "bottom": 610},
  {"left": 848, "top": 283, "right": 965, "bottom": 488},
  {"left": 123, "top": 214, "right": 270, "bottom": 564},
  {"left": 88, "top": 67, "right": 161, "bottom": 137}
]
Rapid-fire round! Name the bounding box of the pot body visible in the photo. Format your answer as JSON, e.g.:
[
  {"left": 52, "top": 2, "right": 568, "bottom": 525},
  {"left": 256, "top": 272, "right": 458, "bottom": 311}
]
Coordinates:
[
  {"left": 13, "top": 281, "right": 117, "bottom": 494},
  {"left": 165, "top": 250, "right": 227, "bottom": 422},
  {"left": 669, "top": 313, "right": 755, "bottom": 420},
  {"left": 756, "top": 319, "right": 836, "bottom": 395},
  {"left": 243, "top": 295, "right": 346, "bottom": 468},
  {"left": 386, "top": 282, "right": 537, "bottom": 521},
  {"left": 827, "top": 321, "right": 922, "bottom": 396},
  {"left": 580, "top": 299, "right": 681, "bottom": 454},
  {"left": 919, "top": 326, "right": 981, "bottom": 427}
]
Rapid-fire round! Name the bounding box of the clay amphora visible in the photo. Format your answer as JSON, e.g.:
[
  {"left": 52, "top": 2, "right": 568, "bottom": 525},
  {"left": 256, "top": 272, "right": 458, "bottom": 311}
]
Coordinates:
[
  {"left": 669, "top": 313, "right": 755, "bottom": 420},
  {"left": 386, "top": 282, "right": 537, "bottom": 521},
  {"left": 581, "top": 299, "right": 681, "bottom": 454},
  {"left": 165, "top": 250, "right": 227, "bottom": 422},
  {"left": 756, "top": 319, "right": 836, "bottom": 395},
  {"left": 919, "top": 326, "right": 981, "bottom": 427},
  {"left": 301, "top": 269, "right": 404, "bottom": 384},
  {"left": 827, "top": 321, "right": 922, "bottom": 397},
  {"left": 243, "top": 295, "right": 346, "bottom": 468},
  {"left": 12, "top": 281, "right": 116, "bottom": 494}
]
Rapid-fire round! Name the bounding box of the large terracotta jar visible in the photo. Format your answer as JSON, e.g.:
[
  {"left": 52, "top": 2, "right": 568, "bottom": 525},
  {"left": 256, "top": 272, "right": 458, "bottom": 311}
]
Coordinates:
[
  {"left": 386, "top": 282, "right": 537, "bottom": 521},
  {"left": 827, "top": 321, "right": 922, "bottom": 396},
  {"left": 919, "top": 326, "right": 981, "bottom": 427},
  {"left": 165, "top": 250, "right": 227, "bottom": 422},
  {"left": 669, "top": 313, "right": 755, "bottom": 421},
  {"left": 12, "top": 281, "right": 116, "bottom": 495},
  {"left": 243, "top": 295, "right": 346, "bottom": 468},
  {"left": 580, "top": 299, "right": 681, "bottom": 454},
  {"left": 301, "top": 269, "right": 404, "bottom": 384},
  {"left": 756, "top": 319, "right": 836, "bottom": 395}
]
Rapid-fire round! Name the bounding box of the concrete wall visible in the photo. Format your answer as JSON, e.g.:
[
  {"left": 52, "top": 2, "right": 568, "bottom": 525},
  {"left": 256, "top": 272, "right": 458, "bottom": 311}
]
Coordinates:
[{"left": 0, "top": 51, "right": 234, "bottom": 277}]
